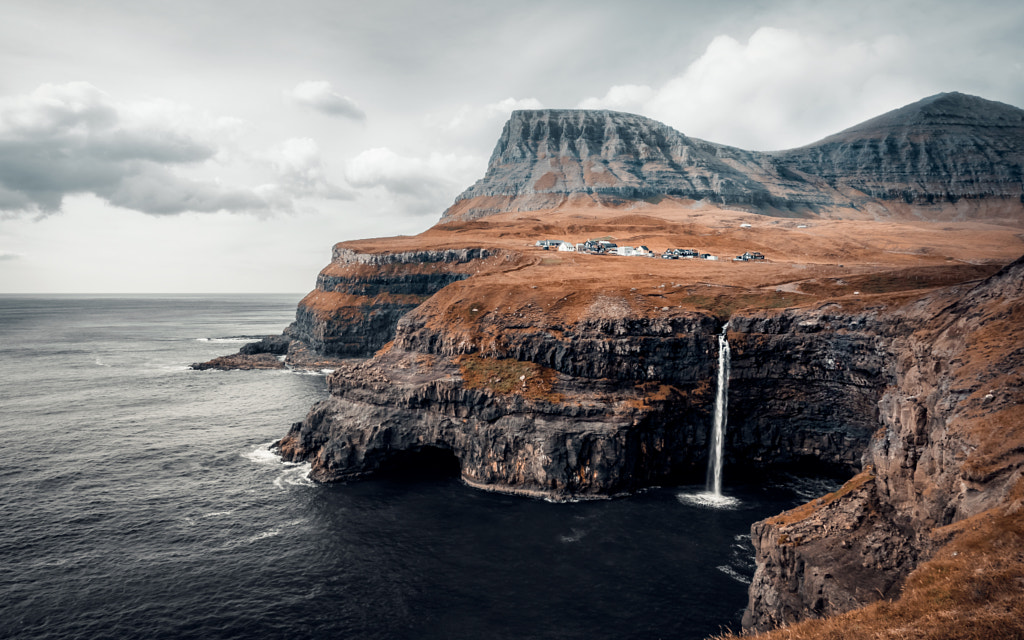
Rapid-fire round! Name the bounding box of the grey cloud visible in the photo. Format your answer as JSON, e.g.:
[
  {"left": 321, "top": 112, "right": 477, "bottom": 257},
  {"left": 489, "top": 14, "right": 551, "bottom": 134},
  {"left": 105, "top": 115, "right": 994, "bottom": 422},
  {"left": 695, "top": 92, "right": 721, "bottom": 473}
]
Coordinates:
[
  {"left": 290, "top": 81, "right": 366, "bottom": 120},
  {"left": 0, "top": 82, "right": 268, "bottom": 216},
  {"left": 270, "top": 137, "right": 355, "bottom": 201},
  {"left": 100, "top": 167, "right": 267, "bottom": 215}
]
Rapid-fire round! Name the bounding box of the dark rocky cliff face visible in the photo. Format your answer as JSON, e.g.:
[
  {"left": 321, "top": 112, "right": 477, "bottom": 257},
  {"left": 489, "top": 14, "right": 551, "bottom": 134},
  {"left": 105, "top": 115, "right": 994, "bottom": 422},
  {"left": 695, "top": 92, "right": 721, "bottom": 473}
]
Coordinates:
[
  {"left": 277, "top": 288, "right": 912, "bottom": 499},
  {"left": 741, "top": 257, "right": 1024, "bottom": 631},
  {"left": 283, "top": 248, "right": 497, "bottom": 358},
  {"left": 443, "top": 94, "right": 1024, "bottom": 222},
  {"left": 272, "top": 247, "right": 1023, "bottom": 632}
]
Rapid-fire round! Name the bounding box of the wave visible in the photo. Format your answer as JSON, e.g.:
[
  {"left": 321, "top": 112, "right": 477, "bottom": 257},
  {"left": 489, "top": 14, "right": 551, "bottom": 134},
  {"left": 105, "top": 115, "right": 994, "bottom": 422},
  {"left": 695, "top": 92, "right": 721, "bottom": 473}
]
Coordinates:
[
  {"left": 716, "top": 565, "right": 752, "bottom": 584},
  {"left": 242, "top": 442, "right": 285, "bottom": 465},
  {"left": 245, "top": 528, "right": 282, "bottom": 543},
  {"left": 195, "top": 335, "right": 264, "bottom": 343},
  {"left": 274, "top": 464, "right": 314, "bottom": 489},
  {"left": 241, "top": 442, "right": 315, "bottom": 488}
]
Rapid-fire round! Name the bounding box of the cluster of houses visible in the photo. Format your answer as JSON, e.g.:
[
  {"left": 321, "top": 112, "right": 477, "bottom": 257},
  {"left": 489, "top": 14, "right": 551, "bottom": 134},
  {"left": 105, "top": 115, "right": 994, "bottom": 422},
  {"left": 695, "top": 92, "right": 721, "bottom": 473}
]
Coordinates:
[
  {"left": 535, "top": 239, "right": 766, "bottom": 263},
  {"left": 733, "top": 251, "right": 766, "bottom": 262}
]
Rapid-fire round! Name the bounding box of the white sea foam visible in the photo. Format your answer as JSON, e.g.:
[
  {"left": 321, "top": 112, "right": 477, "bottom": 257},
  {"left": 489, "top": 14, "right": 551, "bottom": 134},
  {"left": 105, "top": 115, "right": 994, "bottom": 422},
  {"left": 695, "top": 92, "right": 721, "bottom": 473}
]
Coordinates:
[
  {"left": 201, "top": 511, "right": 235, "bottom": 519},
  {"left": 559, "top": 528, "right": 587, "bottom": 543},
  {"left": 274, "top": 464, "right": 314, "bottom": 489},
  {"left": 676, "top": 491, "right": 742, "bottom": 509},
  {"left": 716, "top": 565, "right": 751, "bottom": 584},
  {"left": 242, "top": 442, "right": 282, "bottom": 465},
  {"left": 280, "top": 368, "right": 330, "bottom": 376},
  {"left": 195, "top": 336, "right": 262, "bottom": 343},
  {"left": 245, "top": 528, "right": 282, "bottom": 543}
]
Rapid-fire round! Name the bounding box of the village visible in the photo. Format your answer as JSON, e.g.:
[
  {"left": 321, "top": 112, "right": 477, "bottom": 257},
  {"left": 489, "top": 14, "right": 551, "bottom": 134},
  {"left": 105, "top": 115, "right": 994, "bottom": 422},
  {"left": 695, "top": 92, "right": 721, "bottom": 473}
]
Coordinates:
[{"left": 535, "top": 238, "right": 766, "bottom": 262}]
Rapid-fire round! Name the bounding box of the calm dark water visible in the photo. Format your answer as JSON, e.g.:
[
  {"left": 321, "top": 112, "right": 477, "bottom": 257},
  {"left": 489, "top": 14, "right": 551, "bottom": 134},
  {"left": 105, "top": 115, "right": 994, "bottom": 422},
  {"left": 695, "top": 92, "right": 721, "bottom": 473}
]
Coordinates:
[{"left": 0, "top": 295, "right": 833, "bottom": 640}]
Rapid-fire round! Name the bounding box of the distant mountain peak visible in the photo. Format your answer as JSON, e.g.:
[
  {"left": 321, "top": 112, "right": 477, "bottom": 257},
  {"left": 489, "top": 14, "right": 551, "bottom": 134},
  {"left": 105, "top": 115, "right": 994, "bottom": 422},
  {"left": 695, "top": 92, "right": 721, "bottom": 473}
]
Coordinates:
[
  {"left": 442, "top": 94, "right": 1024, "bottom": 224},
  {"left": 816, "top": 92, "right": 1024, "bottom": 142}
]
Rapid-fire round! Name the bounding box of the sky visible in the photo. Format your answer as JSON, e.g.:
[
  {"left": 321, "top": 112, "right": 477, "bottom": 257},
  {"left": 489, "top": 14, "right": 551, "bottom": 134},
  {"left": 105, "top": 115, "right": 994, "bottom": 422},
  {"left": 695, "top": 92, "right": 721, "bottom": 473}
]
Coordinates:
[{"left": 1, "top": 0, "right": 1022, "bottom": 293}]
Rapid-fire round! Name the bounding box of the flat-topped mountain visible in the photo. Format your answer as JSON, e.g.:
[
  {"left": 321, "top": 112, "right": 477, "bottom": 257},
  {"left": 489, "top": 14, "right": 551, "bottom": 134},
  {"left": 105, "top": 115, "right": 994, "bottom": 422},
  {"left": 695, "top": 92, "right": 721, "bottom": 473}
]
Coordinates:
[
  {"left": 443, "top": 93, "right": 1024, "bottom": 223},
  {"left": 442, "top": 109, "right": 835, "bottom": 219}
]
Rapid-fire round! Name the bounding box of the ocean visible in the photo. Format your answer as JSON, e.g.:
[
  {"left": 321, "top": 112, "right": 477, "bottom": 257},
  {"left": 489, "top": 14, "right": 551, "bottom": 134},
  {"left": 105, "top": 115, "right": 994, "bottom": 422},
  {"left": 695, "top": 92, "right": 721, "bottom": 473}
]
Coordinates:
[{"left": 0, "top": 295, "right": 833, "bottom": 640}]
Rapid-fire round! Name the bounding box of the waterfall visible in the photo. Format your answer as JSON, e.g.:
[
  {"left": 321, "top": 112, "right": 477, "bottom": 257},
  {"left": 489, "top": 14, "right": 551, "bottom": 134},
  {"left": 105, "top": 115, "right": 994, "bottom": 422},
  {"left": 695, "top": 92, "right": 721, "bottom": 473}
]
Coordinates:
[{"left": 706, "top": 323, "right": 730, "bottom": 496}]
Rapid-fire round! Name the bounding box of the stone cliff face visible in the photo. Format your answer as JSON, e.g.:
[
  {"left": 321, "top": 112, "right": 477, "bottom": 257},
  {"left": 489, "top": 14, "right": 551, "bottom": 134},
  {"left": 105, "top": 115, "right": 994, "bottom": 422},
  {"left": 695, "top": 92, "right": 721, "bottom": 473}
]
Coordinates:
[
  {"left": 443, "top": 93, "right": 1024, "bottom": 222},
  {"left": 443, "top": 109, "right": 836, "bottom": 220},
  {"left": 250, "top": 90, "right": 1024, "bottom": 636},
  {"left": 277, "top": 280, "right": 916, "bottom": 499},
  {"left": 272, "top": 245, "right": 1023, "bottom": 631},
  {"left": 283, "top": 247, "right": 499, "bottom": 358},
  {"left": 741, "top": 257, "right": 1024, "bottom": 631}
]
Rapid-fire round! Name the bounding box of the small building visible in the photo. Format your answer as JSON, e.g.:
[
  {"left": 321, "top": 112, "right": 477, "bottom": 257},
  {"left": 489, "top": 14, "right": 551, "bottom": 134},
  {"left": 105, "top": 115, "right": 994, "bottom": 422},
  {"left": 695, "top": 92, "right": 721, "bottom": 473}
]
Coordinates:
[
  {"left": 740, "top": 223, "right": 752, "bottom": 228},
  {"left": 635, "top": 245, "right": 654, "bottom": 257},
  {"left": 535, "top": 239, "right": 564, "bottom": 250},
  {"left": 734, "top": 251, "right": 766, "bottom": 262},
  {"left": 615, "top": 246, "right": 636, "bottom": 257},
  {"left": 557, "top": 241, "right": 576, "bottom": 252}
]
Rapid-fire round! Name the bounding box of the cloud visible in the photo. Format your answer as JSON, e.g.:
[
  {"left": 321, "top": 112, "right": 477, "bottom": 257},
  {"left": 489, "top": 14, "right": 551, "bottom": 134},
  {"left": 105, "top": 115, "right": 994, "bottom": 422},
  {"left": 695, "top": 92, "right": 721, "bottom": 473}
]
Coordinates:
[
  {"left": 254, "top": 138, "right": 354, "bottom": 211},
  {"left": 0, "top": 82, "right": 269, "bottom": 216},
  {"left": 444, "top": 97, "right": 544, "bottom": 131},
  {"left": 345, "top": 147, "right": 483, "bottom": 213},
  {"left": 263, "top": 137, "right": 353, "bottom": 201},
  {"left": 577, "top": 27, "right": 924, "bottom": 150},
  {"left": 577, "top": 85, "right": 653, "bottom": 112},
  {"left": 290, "top": 81, "right": 366, "bottom": 120},
  {"left": 0, "top": 250, "right": 20, "bottom": 261}
]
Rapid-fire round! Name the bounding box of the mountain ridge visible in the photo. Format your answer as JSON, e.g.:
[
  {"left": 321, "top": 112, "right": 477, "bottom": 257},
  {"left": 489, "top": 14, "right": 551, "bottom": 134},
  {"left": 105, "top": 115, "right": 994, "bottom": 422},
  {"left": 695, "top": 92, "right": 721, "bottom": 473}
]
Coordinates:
[{"left": 443, "top": 93, "right": 1024, "bottom": 223}]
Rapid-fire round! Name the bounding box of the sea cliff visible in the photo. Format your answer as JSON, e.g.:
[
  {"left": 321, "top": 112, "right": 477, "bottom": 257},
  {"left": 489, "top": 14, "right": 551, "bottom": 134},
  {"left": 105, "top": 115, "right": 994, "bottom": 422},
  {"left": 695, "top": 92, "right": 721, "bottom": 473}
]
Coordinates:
[{"left": 209, "top": 92, "right": 1024, "bottom": 636}]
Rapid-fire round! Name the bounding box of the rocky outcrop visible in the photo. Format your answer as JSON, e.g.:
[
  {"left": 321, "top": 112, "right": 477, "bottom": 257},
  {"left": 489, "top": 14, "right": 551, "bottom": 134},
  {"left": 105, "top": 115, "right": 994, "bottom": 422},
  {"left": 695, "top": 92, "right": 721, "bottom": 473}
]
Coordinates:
[
  {"left": 190, "top": 351, "right": 286, "bottom": 371},
  {"left": 741, "top": 256, "right": 1024, "bottom": 631},
  {"left": 442, "top": 94, "right": 1024, "bottom": 222},
  {"left": 191, "top": 334, "right": 291, "bottom": 370},
  {"left": 276, "top": 291, "right": 913, "bottom": 499},
  {"left": 277, "top": 349, "right": 714, "bottom": 497},
  {"left": 270, "top": 242, "right": 1024, "bottom": 631},
  {"left": 283, "top": 247, "right": 499, "bottom": 358}
]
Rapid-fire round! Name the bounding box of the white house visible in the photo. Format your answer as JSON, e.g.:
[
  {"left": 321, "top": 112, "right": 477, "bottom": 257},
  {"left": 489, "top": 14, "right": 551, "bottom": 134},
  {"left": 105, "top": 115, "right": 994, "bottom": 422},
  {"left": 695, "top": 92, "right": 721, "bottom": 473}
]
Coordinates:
[
  {"left": 615, "top": 246, "right": 636, "bottom": 257},
  {"left": 557, "top": 241, "right": 576, "bottom": 252}
]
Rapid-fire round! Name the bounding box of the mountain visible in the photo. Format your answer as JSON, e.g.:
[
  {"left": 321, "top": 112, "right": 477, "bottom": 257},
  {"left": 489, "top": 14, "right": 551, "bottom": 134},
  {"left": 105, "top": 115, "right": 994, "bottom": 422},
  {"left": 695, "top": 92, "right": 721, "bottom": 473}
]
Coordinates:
[
  {"left": 775, "top": 92, "right": 1024, "bottom": 206},
  {"left": 443, "top": 93, "right": 1024, "bottom": 222}
]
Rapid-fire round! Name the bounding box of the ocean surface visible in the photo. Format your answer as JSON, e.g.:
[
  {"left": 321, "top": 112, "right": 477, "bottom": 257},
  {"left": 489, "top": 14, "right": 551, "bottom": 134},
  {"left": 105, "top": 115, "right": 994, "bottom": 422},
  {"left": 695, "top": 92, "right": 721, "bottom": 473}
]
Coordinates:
[{"left": 0, "top": 295, "right": 836, "bottom": 640}]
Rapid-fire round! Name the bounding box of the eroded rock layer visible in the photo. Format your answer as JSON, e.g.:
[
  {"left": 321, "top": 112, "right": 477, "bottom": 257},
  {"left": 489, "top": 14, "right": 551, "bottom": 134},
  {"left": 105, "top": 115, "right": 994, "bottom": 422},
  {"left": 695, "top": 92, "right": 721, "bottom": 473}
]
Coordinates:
[
  {"left": 741, "top": 256, "right": 1024, "bottom": 631},
  {"left": 443, "top": 93, "right": 1024, "bottom": 223},
  {"left": 283, "top": 247, "right": 499, "bottom": 358}
]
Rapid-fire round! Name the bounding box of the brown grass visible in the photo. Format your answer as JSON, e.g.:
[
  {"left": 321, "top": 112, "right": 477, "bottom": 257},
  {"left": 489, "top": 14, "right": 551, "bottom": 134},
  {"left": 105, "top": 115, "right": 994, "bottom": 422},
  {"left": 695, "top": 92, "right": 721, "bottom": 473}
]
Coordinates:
[
  {"left": 767, "top": 470, "right": 876, "bottom": 528},
  {"left": 718, "top": 506, "right": 1024, "bottom": 640},
  {"left": 456, "top": 354, "right": 562, "bottom": 403}
]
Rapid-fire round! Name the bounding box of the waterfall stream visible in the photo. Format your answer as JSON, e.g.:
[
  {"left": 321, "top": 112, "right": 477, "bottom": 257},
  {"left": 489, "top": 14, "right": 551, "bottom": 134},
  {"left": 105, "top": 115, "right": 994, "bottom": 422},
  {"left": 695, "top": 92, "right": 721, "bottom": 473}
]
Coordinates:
[
  {"left": 677, "top": 323, "right": 739, "bottom": 509},
  {"left": 706, "top": 323, "right": 731, "bottom": 496}
]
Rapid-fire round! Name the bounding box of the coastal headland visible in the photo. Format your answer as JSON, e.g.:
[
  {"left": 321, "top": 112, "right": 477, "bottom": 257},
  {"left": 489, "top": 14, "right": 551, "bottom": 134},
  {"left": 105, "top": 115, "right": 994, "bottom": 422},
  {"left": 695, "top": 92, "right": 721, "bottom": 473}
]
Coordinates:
[{"left": 200, "top": 93, "right": 1024, "bottom": 637}]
